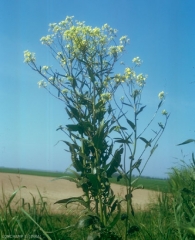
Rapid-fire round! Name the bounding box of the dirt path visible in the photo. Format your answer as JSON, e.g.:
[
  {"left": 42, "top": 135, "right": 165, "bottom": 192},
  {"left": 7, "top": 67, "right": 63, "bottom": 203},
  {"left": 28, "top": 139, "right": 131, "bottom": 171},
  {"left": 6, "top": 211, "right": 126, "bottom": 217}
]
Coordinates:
[{"left": 0, "top": 173, "right": 160, "bottom": 213}]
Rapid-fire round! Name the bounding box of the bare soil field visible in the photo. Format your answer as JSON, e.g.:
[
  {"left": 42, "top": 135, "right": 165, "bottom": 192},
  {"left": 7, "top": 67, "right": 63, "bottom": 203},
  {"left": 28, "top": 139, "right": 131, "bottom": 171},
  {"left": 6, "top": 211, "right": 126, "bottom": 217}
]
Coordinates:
[{"left": 0, "top": 173, "right": 160, "bottom": 213}]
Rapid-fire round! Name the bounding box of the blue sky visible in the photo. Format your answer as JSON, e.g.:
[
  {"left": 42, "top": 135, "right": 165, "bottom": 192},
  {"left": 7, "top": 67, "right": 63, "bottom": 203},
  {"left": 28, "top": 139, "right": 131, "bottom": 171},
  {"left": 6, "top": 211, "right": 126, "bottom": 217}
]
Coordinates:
[{"left": 1, "top": 0, "right": 195, "bottom": 178}]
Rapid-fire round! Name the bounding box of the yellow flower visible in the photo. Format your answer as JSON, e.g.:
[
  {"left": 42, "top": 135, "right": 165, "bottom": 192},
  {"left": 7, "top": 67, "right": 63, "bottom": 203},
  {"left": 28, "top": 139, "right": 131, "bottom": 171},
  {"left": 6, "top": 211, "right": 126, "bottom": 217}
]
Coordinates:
[
  {"left": 162, "top": 109, "right": 168, "bottom": 115},
  {"left": 92, "top": 27, "right": 100, "bottom": 36},
  {"left": 100, "top": 93, "right": 112, "bottom": 102},
  {"left": 62, "top": 88, "right": 69, "bottom": 94},
  {"left": 48, "top": 77, "right": 54, "bottom": 82},
  {"left": 136, "top": 73, "right": 146, "bottom": 86},
  {"left": 119, "top": 36, "right": 130, "bottom": 44},
  {"left": 37, "top": 80, "right": 47, "bottom": 88},
  {"left": 158, "top": 91, "right": 165, "bottom": 99},
  {"left": 40, "top": 35, "right": 53, "bottom": 45},
  {"left": 132, "top": 57, "right": 142, "bottom": 66},
  {"left": 114, "top": 74, "right": 126, "bottom": 83},
  {"left": 24, "top": 50, "right": 36, "bottom": 63},
  {"left": 117, "top": 45, "right": 124, "bottom": 52},
  {"left": 41, "top": 66, "right": 49, "bottom": 72}
]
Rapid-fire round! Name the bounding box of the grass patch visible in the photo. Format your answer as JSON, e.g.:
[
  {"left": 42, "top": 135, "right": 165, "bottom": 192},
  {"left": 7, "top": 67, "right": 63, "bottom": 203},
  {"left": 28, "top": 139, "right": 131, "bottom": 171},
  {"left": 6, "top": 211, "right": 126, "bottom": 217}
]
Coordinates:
[
  {"left": 0, "top": 167, "right": 65, "bottom": 178},
  {"left": 1, "top": 162, "right": 195, "bottom": 239},
  {"left": 110, "top": 175, "right": 169, "bottom": 192}
]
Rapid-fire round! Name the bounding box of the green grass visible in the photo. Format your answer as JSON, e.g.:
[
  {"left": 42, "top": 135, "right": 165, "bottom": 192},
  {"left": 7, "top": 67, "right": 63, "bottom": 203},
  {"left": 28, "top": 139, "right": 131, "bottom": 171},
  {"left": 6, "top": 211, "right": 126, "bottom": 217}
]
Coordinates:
[
  {"left": 0, "top": 183, "right": 188, "bottom": 240},
  {"left": 110, "top": 175, "right": 169, "bottom": 192},
  {"left": 0, "top": 167, "right": 65, "bottom": 178},
  {"left": 0, "top": 167, "right": 169, "bottom": 192},
  {"left": 0, "top": 183, "right": 88, "bottom": 240},
  {"left": 1, "top": 162, "right": 195, "bottom": 239}
]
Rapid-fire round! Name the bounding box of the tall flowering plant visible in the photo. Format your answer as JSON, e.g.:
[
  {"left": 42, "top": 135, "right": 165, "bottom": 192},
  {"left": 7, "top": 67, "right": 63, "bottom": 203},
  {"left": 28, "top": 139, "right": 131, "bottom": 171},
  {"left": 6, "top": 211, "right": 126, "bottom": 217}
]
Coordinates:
[{"left": 24, "top": 16, "right": 169, "bottom": 239}]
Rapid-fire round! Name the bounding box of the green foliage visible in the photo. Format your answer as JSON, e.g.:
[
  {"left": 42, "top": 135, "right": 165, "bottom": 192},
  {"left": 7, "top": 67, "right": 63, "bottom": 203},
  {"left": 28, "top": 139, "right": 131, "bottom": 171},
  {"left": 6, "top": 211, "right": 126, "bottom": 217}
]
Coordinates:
[
  {"left": 3, "top": 160, "right": 195, "bottom": 240},
  {"left": 177, "top": 139, "right": 195, "bottom": 146},
  {"left": 0, "top": 185, "right": 74, "bottom": 239},
  {"left": 168, "top": 159, "right": 195, "bottom": 239},
  {"left": 24, "top": 16, "right": 169, "bottom": 239}
]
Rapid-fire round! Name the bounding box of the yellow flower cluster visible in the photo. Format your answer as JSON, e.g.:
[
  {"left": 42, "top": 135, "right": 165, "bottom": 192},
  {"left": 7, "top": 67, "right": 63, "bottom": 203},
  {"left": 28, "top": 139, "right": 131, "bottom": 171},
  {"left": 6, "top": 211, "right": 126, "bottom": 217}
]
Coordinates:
[
  {"left": 40, "top": 35, "right": 53, "bottom": 45},
  {"left": 102, "top": 23, "right": 118, "bottom": 35},
  {"left": 61, "top": 88, "right": 69, "bottom": 94},
  {"left": 125, "top": 67, "right": 136, "bottom": 80},
  {"left": 132, "top": 57, "right": 142, "bottom": 66},
  {"left": 37, "top": 80, "right": 47, "bottom": 88},
  {"left": 162, "top": 109, "right": 168, "bottom": 115},
  {"left": 24, "top": 50, "right": 36, "bottom": 63},
  {"left": 114, "top": 73, "right": 126, "bottom": 83},
  {"left": 63, "top": 25, "right": 105, "bottom": 54},
  {"left": 136, "top": 74, "right": 147, "bottom": 86},
  {"left": 48, "top": 77, "right": 55, "bottom": 82},
  {"left": 100, "top": 93, "right": 112, "bottom": 102},
  {"left": 56, "top": 52, "right": 66, "bottom": 65},
  {"left": 113, "top": 68, "right": 147, "bottom": 86},
  {"left": 120, "top": 36, "right": 130, "bottom": 44},
  {"left": 158, "top": 91, "right": 165, "bottom": 99},
  {"left": 38, "top": 16, "right": 129, "bottom": 62},
  {"left": 41, "top": 66, "right": 49, "bottom": 72},
  {"left": 108, "top": 45, "right": 124, "bottom": 56}
]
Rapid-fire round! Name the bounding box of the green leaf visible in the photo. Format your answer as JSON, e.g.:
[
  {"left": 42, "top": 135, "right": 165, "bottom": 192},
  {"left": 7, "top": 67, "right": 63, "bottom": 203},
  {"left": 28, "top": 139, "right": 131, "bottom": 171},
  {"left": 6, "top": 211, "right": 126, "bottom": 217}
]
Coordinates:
[
  {"left": 92, "top": 119, "right": 108, "bottom": 148},
  {"left": 133, "top": 185, "right": 144, "bottom": 190},
  {"left": 184, "top": 227, "right": 195, "bottom": 236},
  {"left": 139, "top": 137, "right": 151, "bottom": 147},
  {"left": 107, "top": 192, "right": 115, "bottom": 206},
  {"left": 81, "top": 121, "right": 93, "bottom": 132},
  {"left": 114, "top": 138, "right": 132, "bottom": 144},
  {"left": 21, "top": 208, "right": 52, "bottom": 240},
  {"left": 150, "top": 144, "right": 158, "bottom": 155},
  {"left": 63, "top": 141, "right": 83, "bottom": 171},
  {"left": 66, "top": 124, "right": 84, "bottom": 135},
  {"left": 126, "top": 119, "right": 136, "bottom": 131},
  {"left": 107, "top": 202, "right": 121, "bottom": 230},
  {"left": 114, "top": 133, "right": 132, "bottom": 144},
  {"left": 110, "top": 200, "right": 118, "bottom": 214},
  {"left": 87, "top": 173, "right": 101, "bottom": 190},
  {"left": 132, "top": 159, "right": 142, "bottom": 170},
  {"left": 67, "top": 105, "right": 80, "bottom": 120},
  {"left": 6, "top": 186, "right": 27, "bottom": 208},
  {"left": 76, "top": 216, "right": 94, "bottom": 228},
  {"left": 63, "top": 141, "right": 79, "bottom": 151},
  {"left": 136, "top": 105, "right": 146, "bottom": 116},
  {"left": 54, "top": 196, "right": 88, "bottom": 208},
  {"left": 107, "top": 103, "right": 113, "bottom": 114},
  {"left": 69, "top": 132, "right": 81, "bottom": 140},
  {"left": 158, "top": 100, "right": 163, "bottom": 109},
  {"left": 158, "top": 122, "right": 164, "bottom": 129},
  {"left": 107, "top": 146, "right": 123, "bottom": 177},
  {"left": 120, "top": 126, "right": 128, "bottom": 130},
  {"left": 177, "top": 139, "right": 195, "bottom": 146},
  {"left": 122, "top": 102, "right": 133, "bottom": 108}
]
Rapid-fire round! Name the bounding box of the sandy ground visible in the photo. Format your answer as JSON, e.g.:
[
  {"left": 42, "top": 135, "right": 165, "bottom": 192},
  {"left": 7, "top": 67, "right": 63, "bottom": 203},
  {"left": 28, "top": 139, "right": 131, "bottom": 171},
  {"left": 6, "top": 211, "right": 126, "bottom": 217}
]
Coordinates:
[{"left": 0, "top": 172, "right": 160, "bottom": 213}]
